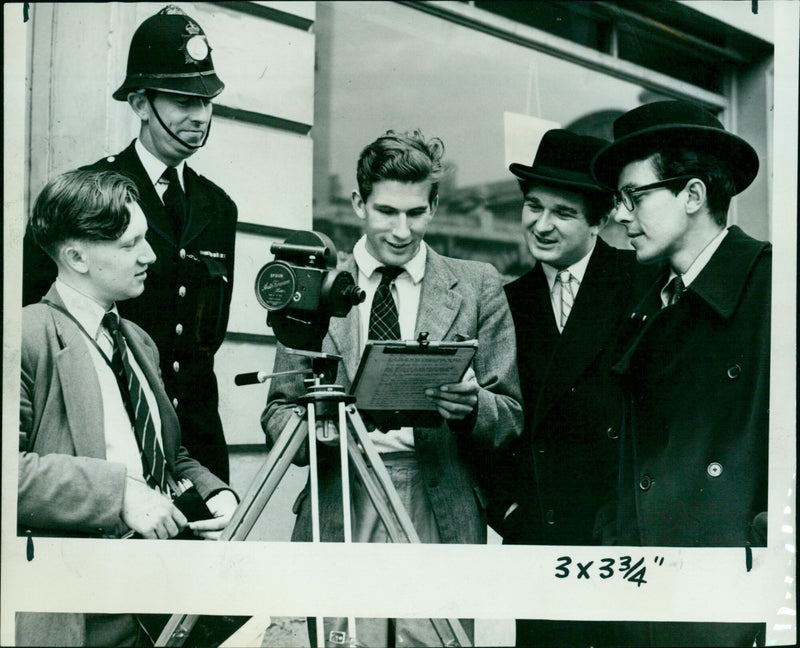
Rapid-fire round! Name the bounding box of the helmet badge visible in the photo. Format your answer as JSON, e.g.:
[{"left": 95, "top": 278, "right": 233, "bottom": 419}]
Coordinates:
[{"left": 185, "top": 34, "right": 209, "bottom": 63}]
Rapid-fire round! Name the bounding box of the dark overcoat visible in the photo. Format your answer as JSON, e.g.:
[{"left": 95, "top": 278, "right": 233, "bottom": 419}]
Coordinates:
[
  {"left": 604, "top": 225, "right": 770, "bottom": 648},
  {"left": 489, "top": 238, "right": 645, "bottom": 547},
  {"left": 22, "top": 140, "right": 238, "bottom": 482}
]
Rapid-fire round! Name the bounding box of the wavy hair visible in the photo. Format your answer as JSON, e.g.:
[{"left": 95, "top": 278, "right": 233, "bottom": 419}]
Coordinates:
[{"left": 356, "top": 129, "right": 446, "bottom": 204}]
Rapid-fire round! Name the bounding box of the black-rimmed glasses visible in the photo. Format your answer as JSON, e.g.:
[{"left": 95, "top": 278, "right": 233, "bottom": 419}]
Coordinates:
[{"left": 614, "top": 175, "right": 696, "bottom": 212}]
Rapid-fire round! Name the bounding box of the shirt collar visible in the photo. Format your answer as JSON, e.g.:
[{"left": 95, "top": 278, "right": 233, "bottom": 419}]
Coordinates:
[
  {"left": 352, "top": 236, "right": 427, "bottom": 285},
  {"left": 540, "top": 239, "right": 596, "bottom": 290},
  {"left": 661, "top": 227, "right": 728, "bottom": 304},
  {"left": 135, "top": 138, "right": 185, "bottom": 190},
  {"left": 55, "top": 278, "right": 119, "bottom": 338}
]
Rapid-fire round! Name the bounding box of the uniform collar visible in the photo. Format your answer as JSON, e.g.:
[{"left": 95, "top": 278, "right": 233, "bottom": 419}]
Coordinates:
[{"left": 135, "top": 138, "right": 186, "bottom": 191}]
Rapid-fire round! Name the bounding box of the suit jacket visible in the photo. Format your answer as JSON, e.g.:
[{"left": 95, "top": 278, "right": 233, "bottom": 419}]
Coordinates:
[
  {"left": 488, "top": 238, "right": 645, "bottom": 546},
  {"left": 18, "top": 285, "right": 230, "bottom": 537},
  {"left": 22, "top": 140, "right": 238, "bottom": 482},
  {"left": 261, "top": 247, "right": 523, "bottom": 544}
]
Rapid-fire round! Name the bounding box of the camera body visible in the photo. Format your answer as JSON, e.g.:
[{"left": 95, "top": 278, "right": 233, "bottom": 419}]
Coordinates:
[{"left": 254, "top": 231, "right": 365, "bottom": 350}]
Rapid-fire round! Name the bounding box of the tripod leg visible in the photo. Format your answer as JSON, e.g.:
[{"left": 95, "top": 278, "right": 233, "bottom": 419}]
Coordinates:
[
  {"left": 345, "top": 434, "right": 411, "bottom": 543},
  {"left": 345, "top": 407, "right": 473, "bottom": 647},
  {"left": 222, "top": 407, "right": 309, "bottom": 541},
  {"left": 337, "top": 402, "right": 357, "bottom": 644},
  {"left": 155, "top": 409, "right": 309, "bottom": 647},
  {"left": 305, "top": 403, "right": 327, "bottom": 648},
  {"left": 346, "top": 406, "right": 421, "bottom": 541}
]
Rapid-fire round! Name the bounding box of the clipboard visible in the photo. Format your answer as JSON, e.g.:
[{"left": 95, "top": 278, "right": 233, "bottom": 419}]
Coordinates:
[{"left": 350, "top": 337, "right": 478, "bottom": 429}]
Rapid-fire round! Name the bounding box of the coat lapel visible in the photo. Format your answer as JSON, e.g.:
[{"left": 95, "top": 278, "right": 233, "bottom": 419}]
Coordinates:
[
  {"left": 506, "top": 266, "right": 559, "bottom": 402},
  {"left": 114, "top": 142, "right": 176, "bottom": 246},
  {"left": 44, "top": 287, "right": 107, "bottom": 459},
  {"left": 182, "top": 166, "right": 214, "bottom": 246},
  {"left": 326, "top": 256, "right": 361, "bottom": 384},
  {"left": 415, "top": 248, "right": 461, "bottom": 341},
  {"left": 534, "top": 240, "right": 628, "bottom": 427}
]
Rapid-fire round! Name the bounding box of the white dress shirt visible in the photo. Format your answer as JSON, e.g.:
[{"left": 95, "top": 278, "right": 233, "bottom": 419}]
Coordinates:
[
  {"left": 55, "top": 279, "right": 164, "bottom": 487},
  {"left": 540, "top": 241, "right": 595, "bottom": 331},
  {"left": 135, "top": 138, "right": 186, "bottom": 200},
  {"left": 352, "top": 236, "right": 428, "bottom": 453}
]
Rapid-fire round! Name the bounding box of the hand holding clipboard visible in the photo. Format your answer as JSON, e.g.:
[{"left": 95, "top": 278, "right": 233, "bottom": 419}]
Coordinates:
[{"left": 350, "top": 334, "right": 478, "bottom": 429}]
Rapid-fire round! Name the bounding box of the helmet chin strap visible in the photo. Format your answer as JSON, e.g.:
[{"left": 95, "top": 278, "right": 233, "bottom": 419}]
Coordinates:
[{"left": 146, "top": 92, "right": 212, "bottom": 151}]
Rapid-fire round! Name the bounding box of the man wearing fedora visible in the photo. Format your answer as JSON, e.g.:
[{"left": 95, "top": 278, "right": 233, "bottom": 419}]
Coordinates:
[
  {"left": 591, "top": 101, "right": 770, "bottom": 647},
  {"left": 23, "top": 5, "right": 238, "bottom": 483},
  {"left": 487, "top": 129, "right": 648, "bottom": 647}
]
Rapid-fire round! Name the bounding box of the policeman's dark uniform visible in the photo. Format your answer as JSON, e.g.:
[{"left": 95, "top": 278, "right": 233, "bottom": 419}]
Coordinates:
[{"left": 22, "top": 6, "right": 237, "bottom": 483}]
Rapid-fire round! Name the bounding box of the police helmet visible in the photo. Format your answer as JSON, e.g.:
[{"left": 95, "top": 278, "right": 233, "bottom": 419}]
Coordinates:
[{"left": 112, "top": 5, "right": 224, "bottom": 101}]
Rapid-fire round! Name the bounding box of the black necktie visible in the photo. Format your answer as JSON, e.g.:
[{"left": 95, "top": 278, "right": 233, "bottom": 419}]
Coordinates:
[
  {"left": 103, "top": 311, "right": 168, "bottom": 492},
  {"left": 368, "top": 266, "right": 404, "bottom": 341},
  {"left": 666, "top": 274, "right": 686, "bottom": 307},
  {"left": 162, "top": 166, "right": 187, "bottom": 238}
]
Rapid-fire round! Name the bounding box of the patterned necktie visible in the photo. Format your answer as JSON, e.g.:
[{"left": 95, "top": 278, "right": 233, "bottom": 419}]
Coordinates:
[
  {"left": 102, "top": 311, "right": 167, "bottom": 493},
  {"left": 666, "top": 274, "right": 686, "bottom": 306},
  {"left": 368, "top": 266, "right": 404, "bottom": 341},
  {"left": 555, "top": 269, "right": 575, "bottom": 332},
  {"left": 161, "top": 166, "right": 187, "bottom": 238}
]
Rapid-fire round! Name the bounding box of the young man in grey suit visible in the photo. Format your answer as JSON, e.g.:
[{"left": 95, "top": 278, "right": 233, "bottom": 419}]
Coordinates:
[
  {"left": 18, "top": 169, "right": 237, "bottom": 647},
  {"left": 262, "top": 130, "right": 523, "bottom": 647},
  {"left": 488, "top": 129, "right": 647, "bottom": 648}
]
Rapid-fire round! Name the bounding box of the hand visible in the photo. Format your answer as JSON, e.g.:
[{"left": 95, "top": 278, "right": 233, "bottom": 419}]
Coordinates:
[
  {"left": 121, "top": 476, "right": 187, "bottom": 539},
  {"left": 424, "top": 367, "right": 479, "bottom": 421},
  {"left": 187, "top": 489, "right": 238, "bottom": 540}
]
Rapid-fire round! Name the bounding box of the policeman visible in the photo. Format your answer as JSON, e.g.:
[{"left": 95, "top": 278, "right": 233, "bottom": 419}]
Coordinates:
[{"left": 23, "top": 5, "right": 238, "bottom": 483}]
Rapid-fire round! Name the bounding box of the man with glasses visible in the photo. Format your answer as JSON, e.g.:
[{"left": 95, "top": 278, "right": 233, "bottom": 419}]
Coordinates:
[{"left": 591, "top": 100, "right": 770, "bottom": 647}]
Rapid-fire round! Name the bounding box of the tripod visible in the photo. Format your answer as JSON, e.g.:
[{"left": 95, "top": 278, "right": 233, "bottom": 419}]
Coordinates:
[{"left": 155, "top": 352, "right": 472, "bottom": 648}]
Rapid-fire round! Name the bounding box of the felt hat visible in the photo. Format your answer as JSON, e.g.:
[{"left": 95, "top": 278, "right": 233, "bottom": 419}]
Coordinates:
[
  {"left": 590, "top": 100, "right": 758, "bottom": 193},
  {"left": 509, "top": 129, "right": 611, "bottom": 195},
  {"left": 113, "top": 5, "right": 224, "bottom": 101}
]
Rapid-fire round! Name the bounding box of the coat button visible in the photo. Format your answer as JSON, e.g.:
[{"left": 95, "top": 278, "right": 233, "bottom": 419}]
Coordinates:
[
  {"left": 638, "top": 475, "right": 653, "bottom": 490},
  {"left": 536, "top": 447, "right": 545, "bottom": 454},
  {"left": 726, "top": 364, "right": 742, "bottom": 379},
  {"left": 106, "top": 156, "right": 116, "bottom": 163},
  {"left": 173, "top": 361, "right": 180, "bottom": 373},
  {"left": 545, "top": 509, "right": 556, "bottom": 525},
  {"left": 175, "top": 324, "right": 183, "bottom": 335},
  {"left": 172, "top": 398, "right": 179, "bottom": 409},
  {"left": 179, "top": 248, "right": 186, "bottom": 259},
  {"left": 606, "top": 425, "right": 619, "bottom": 440},
  {"left": 178, "top": 286, "right": 187, "bottom": 297},
  {"left": 707, "top": 462, "right": 723, "bottom": 477}
]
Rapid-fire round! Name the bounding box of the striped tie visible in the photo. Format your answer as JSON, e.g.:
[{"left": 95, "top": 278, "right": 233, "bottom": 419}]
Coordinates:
[
  {"left": 103, "top": 311, "right": 167, "bottom": 492},
  {"left": 556, "top": 269, "right": 575, "bottom": 332},
  {"left": 368, "top": 266, "right": 404, "bottom": 341}
]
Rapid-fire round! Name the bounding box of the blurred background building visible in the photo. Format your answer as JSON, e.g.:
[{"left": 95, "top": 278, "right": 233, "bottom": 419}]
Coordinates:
[{"left": 16, "top": 1, "right": 775, "bottom": 542}]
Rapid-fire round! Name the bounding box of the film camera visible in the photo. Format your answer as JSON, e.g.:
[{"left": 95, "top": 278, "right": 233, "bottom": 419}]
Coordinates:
[{"left": 254, "top": 231, "right": 365, "bottom": 350}]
